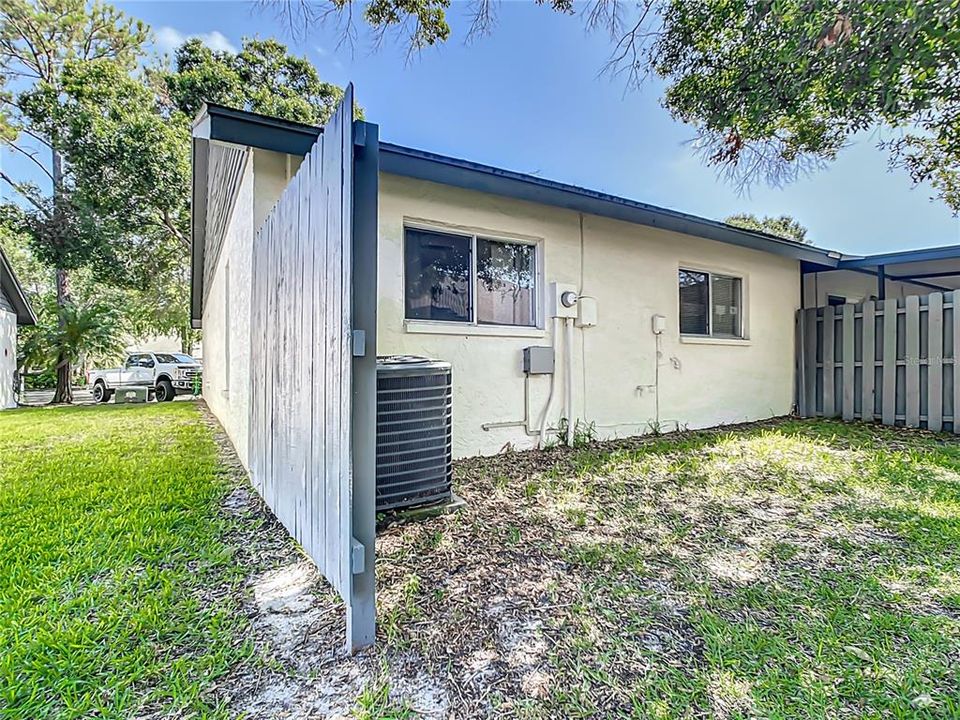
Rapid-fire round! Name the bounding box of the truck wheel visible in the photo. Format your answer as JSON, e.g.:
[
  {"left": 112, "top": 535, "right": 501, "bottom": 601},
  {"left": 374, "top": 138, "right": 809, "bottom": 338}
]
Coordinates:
[
  {"left": 155, "top": 379, "right": 175, "bottom": 402},
  {"left": 93, "top": 381, "right": 110, "bottom": 404}
]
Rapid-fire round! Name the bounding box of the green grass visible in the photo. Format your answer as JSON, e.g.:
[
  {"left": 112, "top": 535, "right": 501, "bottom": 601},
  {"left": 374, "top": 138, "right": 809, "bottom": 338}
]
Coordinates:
[
  {"left": 388, "top": 419, "right": 960, "bottom": 718},
  {"left": 0, "top": 403, "right": 248, "bottom": 719},
  {"left": 543, "top": 421, "right": 960, "bottom": 718}
]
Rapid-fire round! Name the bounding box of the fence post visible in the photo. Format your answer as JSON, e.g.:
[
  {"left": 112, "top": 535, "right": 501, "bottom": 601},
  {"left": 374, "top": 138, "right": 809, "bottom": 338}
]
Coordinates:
[
  {"left": 954, "top": 290, "right": 960, "bottom": 435},
  {"left": 905, "top": 295, "right": 921, "bottom": 427},
  {"left": 842, "top": 303, "right": 855, "bottom": 421},
  {"left": 823, "top": 306, "right": 836, "bottom": 417},
  {"left": 929, "top": 293, "right": 944, "bottom": 432},
  {"left": 882, "top": 299, "right": 897, "bottom": 425},
  {"left": 862, "top": 300, "right": 876, "bottom": 422}
]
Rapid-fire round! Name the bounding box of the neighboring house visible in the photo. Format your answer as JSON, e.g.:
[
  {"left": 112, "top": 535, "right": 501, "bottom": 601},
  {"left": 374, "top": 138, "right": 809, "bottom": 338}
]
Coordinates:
[
  {"left": 0, "top": 244, "right": 37, "bottom": 409},
  {"left": 189, "top": 102, "right": 959, "bottom": 462}
]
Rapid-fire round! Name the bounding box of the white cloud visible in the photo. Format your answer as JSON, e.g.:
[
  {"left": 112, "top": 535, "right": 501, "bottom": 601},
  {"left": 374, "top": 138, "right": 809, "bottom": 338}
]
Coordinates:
[{"left": 154, "top": 26, "right": 237, "bottom": 56}]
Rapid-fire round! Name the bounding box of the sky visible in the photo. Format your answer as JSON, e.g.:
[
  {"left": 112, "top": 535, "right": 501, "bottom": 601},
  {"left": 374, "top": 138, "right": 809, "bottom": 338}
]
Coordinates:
[{"left": 6, "top": 1, "right": 960, "bottom": 256}]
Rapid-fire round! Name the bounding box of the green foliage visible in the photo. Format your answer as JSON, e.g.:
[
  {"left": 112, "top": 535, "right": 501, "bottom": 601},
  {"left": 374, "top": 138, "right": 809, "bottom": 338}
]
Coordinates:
[
  {"left": 353, "top": 677, "right": 415, "bottom": 720},
  {"left": 156, "top": 37, "right": 350, "bottom": 124},
  {"left": 640, "top": 1, "right": 960, "bottom": 210},
  {"left": 2, "top": 218, "right": 129, "bottom": 378},
  {"left": 270, "top": 0, "right": 960, "bottom": 210},
  {"left": 0, "top": 403, "right": 250, "bottom": 718},
  {"left": 725, "top": 213, "right": 810, "bottom": 244}
]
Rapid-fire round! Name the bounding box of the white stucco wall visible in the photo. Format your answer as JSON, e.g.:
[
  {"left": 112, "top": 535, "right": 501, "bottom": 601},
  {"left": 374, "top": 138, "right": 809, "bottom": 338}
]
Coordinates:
[
  {"left": 202, "top": 155, "right": 805, "bottom": 461},
  {"left": 202, "top": 148, "right": 299, "bottom": 468},
  {"left": 378, "top": 174, "right": 802, "bottom": 458},
  {"left": 1, "top": 309, "right": 17, "bottom": 409},
  {"left": 802, "top": 270, "right": 931, "bottom": 307},
  {"left": 202, "top": 154, "right": 254, "bottom": 467}
]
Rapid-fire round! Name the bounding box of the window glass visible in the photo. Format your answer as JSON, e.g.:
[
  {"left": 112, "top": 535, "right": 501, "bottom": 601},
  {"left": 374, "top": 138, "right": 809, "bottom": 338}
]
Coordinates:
[
  {"left": 711, "top": 275, "right": 742, "bottom": 337},
  {"left": 679, "top": 270, "right": 709, "bottom": 335},
  {"left": 404, "top": 229, "right": 472, "bottom": 322},
  {"left": 476, "top": 239, "right": 536, "bottom": 326},
  {"left": 125, "top": 354, "right": 139, "bottom": 368}
]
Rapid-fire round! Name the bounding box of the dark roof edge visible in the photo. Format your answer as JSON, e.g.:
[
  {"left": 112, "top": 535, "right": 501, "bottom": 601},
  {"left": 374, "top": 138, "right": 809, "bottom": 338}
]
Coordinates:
[
  {"left": 836, "top": 243, "right": 960, "bottom": 269},
  {"left": 0, "top": 243, "right": 37, "bottom": 325},
  {"left": 378, "top": 143, "right": 839, "bottom": 266},
  {"left": 193, "top": 102, "right": 322, "bottom": 156}
]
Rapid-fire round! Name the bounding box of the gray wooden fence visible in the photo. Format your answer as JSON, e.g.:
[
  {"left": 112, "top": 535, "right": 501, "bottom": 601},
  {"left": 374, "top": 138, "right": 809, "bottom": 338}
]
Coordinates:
[
  {"left": 248, "top": 86, "right": 380, "bottom": 651},
  {"left": 797, "top": 291, "right": 960, "bottom": 432}
]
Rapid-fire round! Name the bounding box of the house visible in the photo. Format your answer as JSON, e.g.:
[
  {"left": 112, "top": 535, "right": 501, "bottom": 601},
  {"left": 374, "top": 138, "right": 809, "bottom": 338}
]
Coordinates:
[
  {"left": 189, "top": 91, "right": 960, "bottom": 651},
  {"left": 189, "top": 100, "right": 958, "bottom": 463},
  {"left": 0, "top": 244, "right": 37, "bottom": 409}
]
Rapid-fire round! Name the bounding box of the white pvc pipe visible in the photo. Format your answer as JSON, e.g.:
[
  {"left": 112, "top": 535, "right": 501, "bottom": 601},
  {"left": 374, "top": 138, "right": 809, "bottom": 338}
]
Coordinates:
[
  {"left": 538, "top": 317, "right": 560, "bottom": 448},
  {"left": 565, "top": 317, "right": 574, "bottom": 447}
]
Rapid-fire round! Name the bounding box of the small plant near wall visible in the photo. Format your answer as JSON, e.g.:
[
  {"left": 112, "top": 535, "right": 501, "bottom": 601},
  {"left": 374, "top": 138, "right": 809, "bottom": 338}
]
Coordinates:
[{"left": 554, "top": 418, "right": 599, "bottom": 448}]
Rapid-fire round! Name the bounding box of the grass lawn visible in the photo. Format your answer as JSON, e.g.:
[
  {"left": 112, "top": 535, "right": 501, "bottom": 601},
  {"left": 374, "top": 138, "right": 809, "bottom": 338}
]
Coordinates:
[
  {"left": 0, "top": 403, "right": 248, "bottom": 719},
  {"left": 3, "top": 403, "right": 960, "bottom": 719},
  {"left": 370, "top": 419, "right": 960, "bottom": 718}
]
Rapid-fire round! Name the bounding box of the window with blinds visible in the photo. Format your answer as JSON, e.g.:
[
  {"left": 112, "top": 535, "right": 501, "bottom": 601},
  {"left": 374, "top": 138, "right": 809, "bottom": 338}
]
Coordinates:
[{"left": 678, "top": 269, "right": 744, "bottom": 338}]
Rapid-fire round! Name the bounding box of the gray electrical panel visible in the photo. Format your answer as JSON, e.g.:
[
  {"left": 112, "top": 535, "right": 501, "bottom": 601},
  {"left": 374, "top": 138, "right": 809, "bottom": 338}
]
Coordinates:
[{"left": 523, "top": 346, "right": 555, "bottom": 375}]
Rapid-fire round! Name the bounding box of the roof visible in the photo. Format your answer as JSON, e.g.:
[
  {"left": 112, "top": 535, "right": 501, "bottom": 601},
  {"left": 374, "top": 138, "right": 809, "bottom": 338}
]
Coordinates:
[
  {"left": 0, "top": 243, "right": 37, "bottom": 325},
  {"left": 824, "top": 243, "right": 960, "bottom": 293},
  {"left": 835, "top": 244, "right": 960, "bottom": 270},
  {"left": 190, "top": 103, "right": 841, "bottom": 275}
]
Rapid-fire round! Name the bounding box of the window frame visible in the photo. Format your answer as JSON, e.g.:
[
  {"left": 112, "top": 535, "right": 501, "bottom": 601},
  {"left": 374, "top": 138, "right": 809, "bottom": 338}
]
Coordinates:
[
  {"left": 678, "top": 266, "right": 746, "bottom": 340},
  {"left": 402, "top": 221, "right": 543, "bottom": 330}
]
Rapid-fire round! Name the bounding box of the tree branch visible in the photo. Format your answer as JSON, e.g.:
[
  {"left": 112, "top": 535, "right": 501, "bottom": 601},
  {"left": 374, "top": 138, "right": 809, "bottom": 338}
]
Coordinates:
[
  {"left": 0, "top": 168, "right": 49, "bottom": 214},
  {"left": 4, "top": 140, "right": 54, "bottom": 181}
]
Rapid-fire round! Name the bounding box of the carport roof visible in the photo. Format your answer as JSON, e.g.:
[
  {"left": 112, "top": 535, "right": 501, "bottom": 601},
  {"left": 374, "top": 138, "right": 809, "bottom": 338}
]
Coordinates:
[
  {"left": 0, "top": 243, "right": 36, "bottom": 325},
  {"left": 823, "top": 244, "right": 960, "bottom": 293}
]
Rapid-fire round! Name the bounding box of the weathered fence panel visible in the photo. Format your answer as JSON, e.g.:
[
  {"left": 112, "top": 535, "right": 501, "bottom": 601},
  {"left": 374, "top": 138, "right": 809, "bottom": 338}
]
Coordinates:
[
  {"left": 247, "top": 86, "right": 379, "bottom": 651},
  {"left": 797, "top": 290, "right": 960, "bottom": 432}
]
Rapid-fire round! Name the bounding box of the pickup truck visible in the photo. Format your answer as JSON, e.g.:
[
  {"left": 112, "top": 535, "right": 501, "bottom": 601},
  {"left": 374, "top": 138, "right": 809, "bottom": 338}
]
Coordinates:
[{"left": 87, "top": 352, "right": 202, "bottom": 403}]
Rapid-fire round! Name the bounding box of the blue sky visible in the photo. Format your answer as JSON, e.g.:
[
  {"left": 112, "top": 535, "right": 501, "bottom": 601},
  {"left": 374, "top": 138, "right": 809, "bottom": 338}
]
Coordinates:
[{"left": 8, "top": 1, "right": 960, "bottom": 255}]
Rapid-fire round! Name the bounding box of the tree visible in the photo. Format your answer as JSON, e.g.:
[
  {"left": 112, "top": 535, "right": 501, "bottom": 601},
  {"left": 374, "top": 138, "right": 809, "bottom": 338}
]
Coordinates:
[
  {"left": 1, "top": 213, "right": 125, "bottom": 386},
  {"left": 265, "top": 1, "right": 960, "bottom": 212},
  {"left": 725, "top": 213, "right": 810, "bottom": 244},
  {"left": 0, "top": 0, "right": 147, "bottom": 402},
  {"left": 156, "top": 37, "right": 350, "bottom": 125}
]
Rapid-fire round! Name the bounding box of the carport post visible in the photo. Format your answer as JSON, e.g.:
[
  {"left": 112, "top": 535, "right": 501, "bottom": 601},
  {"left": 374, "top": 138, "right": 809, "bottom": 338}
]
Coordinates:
[
  {"left": 877, "top": 264, "right": 886, "bottom": 300},
  {"left": 348, "top": 120, "right": 379, "bottom": 652}
]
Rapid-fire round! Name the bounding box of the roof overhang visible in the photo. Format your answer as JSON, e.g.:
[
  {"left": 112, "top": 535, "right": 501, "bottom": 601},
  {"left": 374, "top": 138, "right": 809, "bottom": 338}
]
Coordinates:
[
  {"left": 188, "top": 103, "right": 843, "bottom": 327},
  {"left": 378, "top": 143, "right": 839, "bottom": 267},
  {"left": 190, "top": 104, "right": 321, "bottom": 327},
  {"left": 0, "top": 244, "right": 37, "bottom": 325}
]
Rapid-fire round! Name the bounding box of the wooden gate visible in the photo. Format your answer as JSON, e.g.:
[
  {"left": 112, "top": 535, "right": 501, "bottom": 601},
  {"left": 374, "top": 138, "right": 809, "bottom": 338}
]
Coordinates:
[
  {"left": 248, "top": 86, "right": 379, "bottom": 650},
  {"left": 797, "top": 291, "right": 960, "bottom": 432}
]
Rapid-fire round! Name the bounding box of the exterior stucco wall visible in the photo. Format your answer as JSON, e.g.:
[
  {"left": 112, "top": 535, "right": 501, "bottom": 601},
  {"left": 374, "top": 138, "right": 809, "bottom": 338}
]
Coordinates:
[
  {"left": 378, "top": 173, "right": 801, "bottom": 458},
  {"left": 202, "top": 148, "right": 301, "bottom": 468},
  {"left": 802, "top": 270, "right": 932, "bottom": 307},
  {"left": 202, "top": 156, "right": 255, "bottom": 467},
  {"left": 1, "top": 309, "right": 16, "bottom": 409}
]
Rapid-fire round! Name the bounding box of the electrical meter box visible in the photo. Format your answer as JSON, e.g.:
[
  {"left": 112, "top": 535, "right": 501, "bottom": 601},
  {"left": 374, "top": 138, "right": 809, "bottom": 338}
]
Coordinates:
[{"left": 523, "top": 346, "right": 555, "bottom": 375}]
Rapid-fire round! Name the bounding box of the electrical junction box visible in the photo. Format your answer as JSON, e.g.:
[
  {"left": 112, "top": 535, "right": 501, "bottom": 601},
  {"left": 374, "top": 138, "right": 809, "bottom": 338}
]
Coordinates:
[
  {"left": 548, "top": 281, "right": 579, "bottom": 318},
  {"left": 651, "top": 314, "right": 667, "bottom": 335},
  {"left": 523, "top": 346, "right": 555, "bottom": 375},
  {"left": 576, "top": 297, "right": 598, "bottom": 327}
]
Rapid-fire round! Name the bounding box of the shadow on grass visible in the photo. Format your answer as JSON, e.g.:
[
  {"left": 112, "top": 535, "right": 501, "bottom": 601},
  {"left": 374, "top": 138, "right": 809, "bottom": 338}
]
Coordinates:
[{"left": 373, "top": 418, "right": 960, "bottom": 718}]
